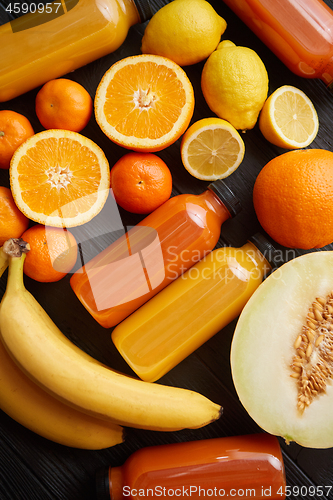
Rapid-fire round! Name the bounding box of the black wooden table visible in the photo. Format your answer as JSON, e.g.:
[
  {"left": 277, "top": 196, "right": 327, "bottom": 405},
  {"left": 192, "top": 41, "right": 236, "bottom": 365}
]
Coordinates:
[{"left": 1, "top": 0, "right": 333, "bottom": 498}]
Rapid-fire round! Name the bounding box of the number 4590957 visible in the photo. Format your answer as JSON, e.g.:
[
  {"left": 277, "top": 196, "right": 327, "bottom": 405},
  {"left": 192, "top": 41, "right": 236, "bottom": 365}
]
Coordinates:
[
  {"left": 277, "top": 485, "right": 332, "bottom": 497},
  {"left": 6, "top": 2, "right": 62, "bottom": 14}
]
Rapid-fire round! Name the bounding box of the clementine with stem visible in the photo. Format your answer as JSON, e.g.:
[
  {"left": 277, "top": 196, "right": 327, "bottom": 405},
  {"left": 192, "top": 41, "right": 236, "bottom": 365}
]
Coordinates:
[
  {"left": 0, "top": 186, "right": 29, "bottom": 246},
  {"left": 111, "top": 152, "right": 173, "bottom": 214},
  {"left": 35, "top": 79, "right": 93, "bottom": 132},
  {"left": 0, "top": 110, "right": 34, "bottom": 169},
  {"left": 21, "top": 224, "right": 78, "bottom": 282}
]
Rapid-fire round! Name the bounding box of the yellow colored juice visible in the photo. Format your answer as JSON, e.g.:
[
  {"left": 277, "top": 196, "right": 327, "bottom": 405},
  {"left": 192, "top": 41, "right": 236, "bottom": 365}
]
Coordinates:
[
  {"left": 0, "top": 0, "right": 140, "bottom": 101},
  {"left": 112, "top": 242, "right": 272, "bottom": 382}
]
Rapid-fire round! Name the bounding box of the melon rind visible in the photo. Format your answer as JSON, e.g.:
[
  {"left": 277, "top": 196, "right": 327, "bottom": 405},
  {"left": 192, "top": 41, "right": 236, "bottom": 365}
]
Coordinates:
[{"left": 231, "top": 251, "right": 333, "bottom": 448}]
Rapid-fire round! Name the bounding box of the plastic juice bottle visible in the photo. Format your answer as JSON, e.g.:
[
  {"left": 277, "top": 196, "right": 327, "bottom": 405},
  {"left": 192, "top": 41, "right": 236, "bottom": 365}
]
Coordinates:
[
  {"left": 70, "top": 180, "right": 241, "bottom": 328},
  {"left": 0, "top": 0, "right": 152, "bottom": 102},
  {"left": 221, "top": 0, "right": 333, "bottom": 88},
  {"left": 95, "top": 433, "right": 286, "bottom": 500},
  {"left": 112, "top": 234, "right": 279, "bottom": 382}
]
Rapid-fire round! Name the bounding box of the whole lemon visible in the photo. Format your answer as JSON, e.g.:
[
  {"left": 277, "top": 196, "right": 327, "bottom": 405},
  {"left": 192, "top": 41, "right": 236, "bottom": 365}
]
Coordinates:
[
  {"left": 201, "top": 41, "right": 269, "bottom": 130},
  {"left": 141, "top": 0, "right": 227, "bottom": 67}
]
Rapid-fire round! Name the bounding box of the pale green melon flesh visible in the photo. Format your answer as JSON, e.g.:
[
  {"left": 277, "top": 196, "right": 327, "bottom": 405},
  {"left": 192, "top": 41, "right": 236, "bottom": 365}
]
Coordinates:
[{"left": 231, "top": 251, "right": 333, "bottom": 449}]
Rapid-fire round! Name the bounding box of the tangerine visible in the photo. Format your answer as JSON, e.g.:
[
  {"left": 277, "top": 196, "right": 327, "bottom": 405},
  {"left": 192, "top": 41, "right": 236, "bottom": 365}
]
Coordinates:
[
  {"left": 21, "top": 224, "right": 78, "bottom": 282},
  {"left": 0, "top": 110, "right": 34, "bottom": 169},
  {"left": 110, "top": 152, "right": 173, "bottom": 214},
  {"left": 253, "top": 149, "right": 333, "bottom": 249},
  {"left": 35, "top": 79, "right": 93, "bottom": 132},
  {"left": 0, "top": 186, "right": 29, "bottom": 246}
]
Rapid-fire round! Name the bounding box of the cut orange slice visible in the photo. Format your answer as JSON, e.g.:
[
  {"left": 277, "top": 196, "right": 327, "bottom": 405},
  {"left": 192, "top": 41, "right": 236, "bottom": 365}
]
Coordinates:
[
  {"left": 180, "top": 117, "right": 245, "bottom": 180},
  {"left": 94, "top": 54, "right": 195, "bottom": 152},
  {"left": 10, "top": 129, "right": 110, "bottom": 228},
  {"left": 259, "top": 85, "right": 319, "bottom": 149}
]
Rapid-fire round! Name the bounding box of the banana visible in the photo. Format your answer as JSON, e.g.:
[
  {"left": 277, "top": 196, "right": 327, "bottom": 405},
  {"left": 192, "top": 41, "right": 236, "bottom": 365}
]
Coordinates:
[
  {"left": 0, "top": 239, "right": 222, "bottom": 432},
  {"left": 0, "top": 246, "right": 8, "bottom": 276},
  {"left": 0, "top": 244, "right": 124, "bottom": 449}
]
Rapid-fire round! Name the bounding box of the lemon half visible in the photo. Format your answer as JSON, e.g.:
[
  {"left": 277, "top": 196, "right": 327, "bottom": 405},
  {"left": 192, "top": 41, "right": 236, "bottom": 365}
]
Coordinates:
[
  {"left": 259, "top": 85, "right": 319, "bottom": 149},
  {"left": 180, "top": 117, "right": 245, "bottom": 181}
]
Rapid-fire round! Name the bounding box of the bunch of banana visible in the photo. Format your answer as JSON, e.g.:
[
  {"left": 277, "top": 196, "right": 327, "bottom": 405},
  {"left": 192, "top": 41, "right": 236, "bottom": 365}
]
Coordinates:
[
  {"left": 0, "top": 243, "right": 124, "bottom": 449},
  {"left": 0, "top": 239, "right": 222, "bottom": 433}
]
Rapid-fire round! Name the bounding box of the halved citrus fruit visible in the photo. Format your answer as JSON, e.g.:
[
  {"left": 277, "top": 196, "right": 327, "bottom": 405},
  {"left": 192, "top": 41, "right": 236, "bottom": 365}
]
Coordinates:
[
  {"left": 10, "top": 129, "right": 110, "bottom": 228},
  {"left": 94, "top": 54, "right": 195, "bottom": 152},
  {"left": 259, "top": 85, "right": 319, "bottom": 149},
  {"left": 180, "top": 117, "right": 245, "bottom": 180}
]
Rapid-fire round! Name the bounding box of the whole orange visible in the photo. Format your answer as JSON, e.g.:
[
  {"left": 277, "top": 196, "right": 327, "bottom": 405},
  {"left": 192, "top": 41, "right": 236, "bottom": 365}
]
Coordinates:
[
  {"left": 0, "top": 186, "right": 29, "bottom": 246},
  {"left": 0, "top": 110, "right": 34, "bottom": 169},
  {"left": 253, "top": 149, "right": 333, "bottom": 249},
  {"left": 110, "top": 152, "right": 173, "bottom": 214},
  {"left": 21, "top": 224, "right": 78, "bottom": 282},
  {"left": 35, "top": 79, "right": 93, "bottom": 132}
]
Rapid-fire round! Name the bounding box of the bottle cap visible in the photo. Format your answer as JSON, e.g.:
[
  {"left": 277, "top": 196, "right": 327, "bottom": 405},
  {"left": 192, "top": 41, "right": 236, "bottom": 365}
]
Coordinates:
[
  {"left": 207, "top": 180, "right": 242, "bottom": 217},
  {"left": 95, "top": 467, "right": 110, "bottom": 500},
  {"left": 248, "top": 233, "right": 282, "bottom": 270},
  {"left": 134, "top": 0, "right": 153, "bottom": 22}
]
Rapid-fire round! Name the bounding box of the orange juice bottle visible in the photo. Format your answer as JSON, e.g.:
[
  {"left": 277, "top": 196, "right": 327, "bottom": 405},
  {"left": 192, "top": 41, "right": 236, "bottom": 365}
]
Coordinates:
[
  {"left": 95, "top": 433, "right": 286, "bottom": 500},
  {"left": 112, "top": 234, "right": 279, "bottom": 382},
  {"left": 221, "top": 0, "right": 333, "bottom": 87},
  {"left": 0, "top": 0, "right": 152, "bottom": 102},
  {"left": 70, "top": 180, "right": 241, "bottom": 328}
]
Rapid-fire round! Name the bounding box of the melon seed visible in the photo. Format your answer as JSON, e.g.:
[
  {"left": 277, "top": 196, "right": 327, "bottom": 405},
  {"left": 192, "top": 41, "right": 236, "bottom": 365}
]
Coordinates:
[
  {"left": 291, "top": 294, "right": 333, "bottom": 412},
  {"left": 306, "top": 343, "right": 313, "bottom": 358}
]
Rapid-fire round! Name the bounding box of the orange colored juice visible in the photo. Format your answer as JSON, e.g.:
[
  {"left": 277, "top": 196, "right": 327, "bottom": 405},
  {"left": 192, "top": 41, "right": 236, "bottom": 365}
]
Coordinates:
[
  {"left": 221, "top": 0, "right": 333, "bottom": 86},
  {"left": 0, "top": 0, "right": 150, "bottom": 102},
  {"left": 95, "top": 433, "right": 286, "bottom": 500},
  {"left": 112, "top": 236, "right": 276, "bottom": 382},
  {"left": 70, "top": 181, "right": 241, "bottom": 328}
]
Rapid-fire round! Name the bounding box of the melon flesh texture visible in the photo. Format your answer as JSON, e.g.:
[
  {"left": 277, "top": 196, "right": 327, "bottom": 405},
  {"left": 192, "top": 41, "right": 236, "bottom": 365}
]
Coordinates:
[{"left": 231, "top": 251, "right": 333, "bottom": 449}]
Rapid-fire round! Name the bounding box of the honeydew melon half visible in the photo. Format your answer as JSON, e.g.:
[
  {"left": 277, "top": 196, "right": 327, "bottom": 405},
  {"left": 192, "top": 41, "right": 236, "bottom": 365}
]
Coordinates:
[{"left": 231, "top": 250, "right": 333, "bottom": 448}]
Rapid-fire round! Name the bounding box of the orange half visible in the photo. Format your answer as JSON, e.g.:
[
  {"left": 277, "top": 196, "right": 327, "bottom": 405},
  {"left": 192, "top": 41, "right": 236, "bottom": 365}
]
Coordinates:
[
  {"left": 94, "top": 54, "right": 195, "bottom": 152},
  {"left": 10, "top": 129, "right": 110, "bottom": 228}
]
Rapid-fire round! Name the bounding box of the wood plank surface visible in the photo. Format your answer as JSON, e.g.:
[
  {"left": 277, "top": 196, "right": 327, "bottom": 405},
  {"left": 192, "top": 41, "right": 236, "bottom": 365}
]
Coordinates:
[{"left": 1, "top": 0, "right": 333, "bottom": 498}]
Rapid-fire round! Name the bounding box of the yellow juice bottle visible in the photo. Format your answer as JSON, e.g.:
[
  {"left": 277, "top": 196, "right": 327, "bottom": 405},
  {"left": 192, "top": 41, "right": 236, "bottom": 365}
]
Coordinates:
[
  {"left": 112, "top": 234, "right": 280, "bottom": 382},
  {"left": 0, "top": 0, "right": 152, "bottom": 102}
]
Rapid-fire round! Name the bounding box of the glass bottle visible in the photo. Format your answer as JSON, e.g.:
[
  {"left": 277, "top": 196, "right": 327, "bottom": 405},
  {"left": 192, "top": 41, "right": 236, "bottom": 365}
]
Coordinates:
[
  {"left": 221, "top": 0, "right": 333, "bottom": 88},
  {"left": 0, "top": 0, "right": 152, "bottom": 102},
  {"left": 112, "top": 234, "right": 280, "bottom": 382},
  {"left": 70, "top": 180, "right": 241, "bottom": 328},
  {"left": 95, "top": 433, "right": 286, "bottom": 500}
]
